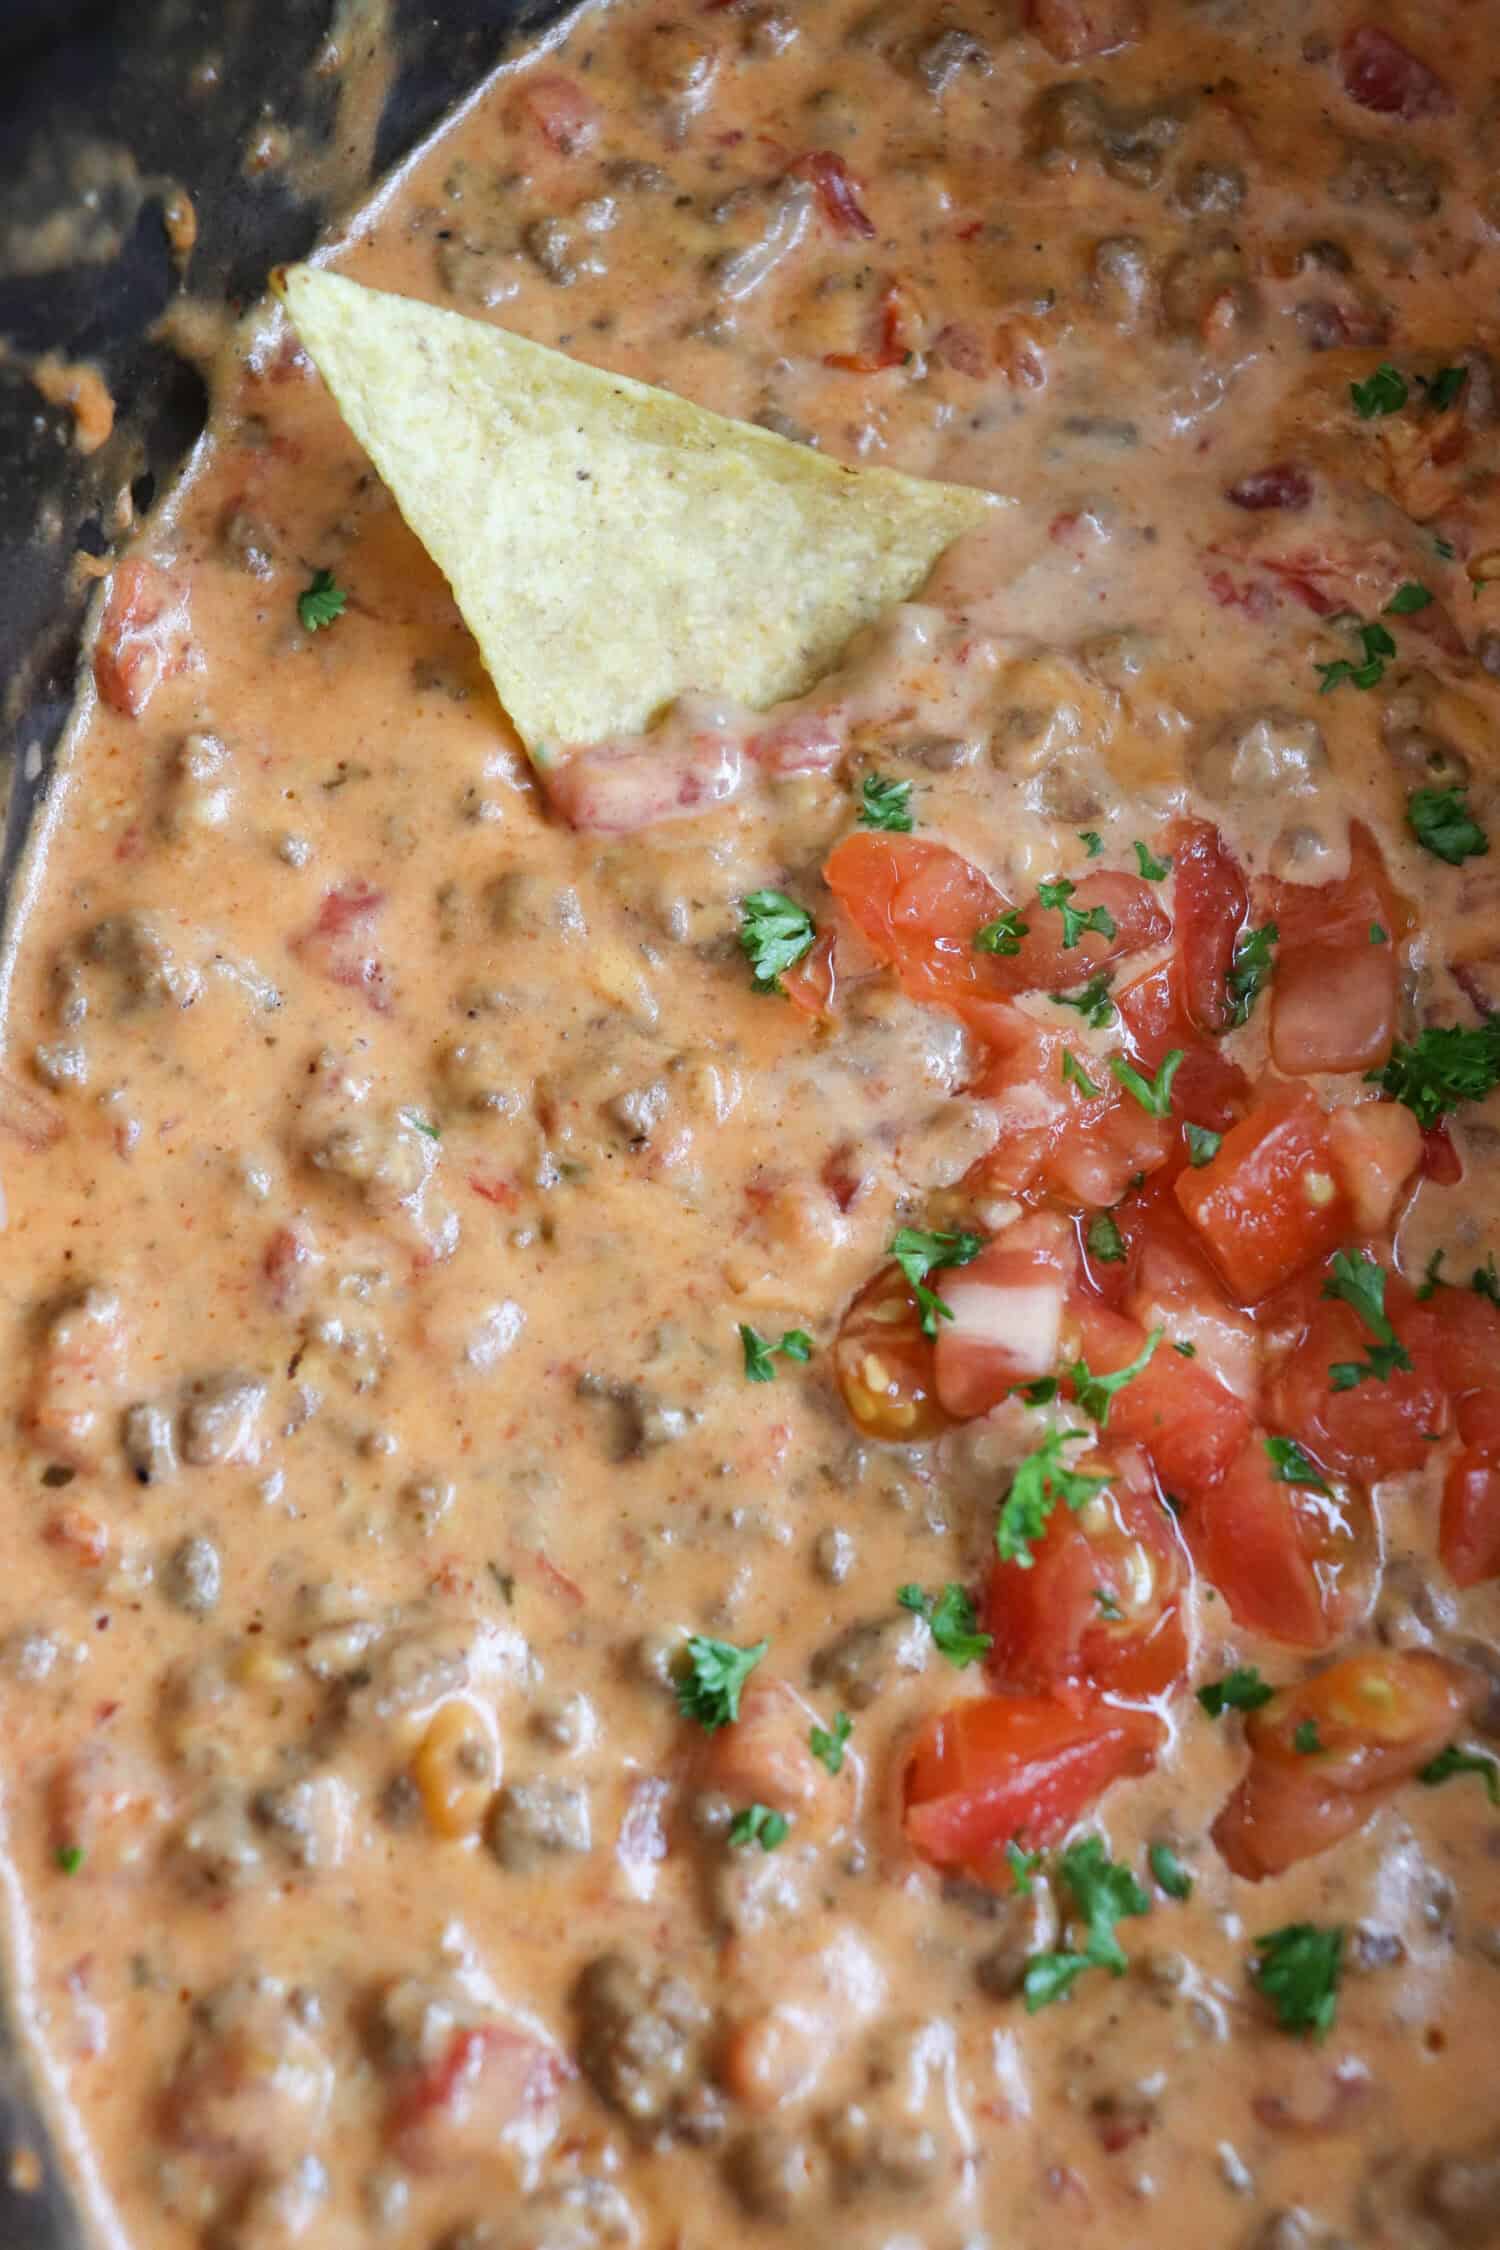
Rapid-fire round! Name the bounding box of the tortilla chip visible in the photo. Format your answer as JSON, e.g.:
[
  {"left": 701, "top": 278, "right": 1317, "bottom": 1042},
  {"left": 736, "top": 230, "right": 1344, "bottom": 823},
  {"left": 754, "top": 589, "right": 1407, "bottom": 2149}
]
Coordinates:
[{"left": 277, "top": 266, "right": 993, "bottom": 756}]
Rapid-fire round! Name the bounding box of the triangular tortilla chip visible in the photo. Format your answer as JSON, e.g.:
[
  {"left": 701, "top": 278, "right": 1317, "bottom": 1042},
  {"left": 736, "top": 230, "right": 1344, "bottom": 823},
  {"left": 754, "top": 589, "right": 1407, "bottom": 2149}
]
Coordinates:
[{"left": 277, "top": 266, "right": 992, "bottom": 756}]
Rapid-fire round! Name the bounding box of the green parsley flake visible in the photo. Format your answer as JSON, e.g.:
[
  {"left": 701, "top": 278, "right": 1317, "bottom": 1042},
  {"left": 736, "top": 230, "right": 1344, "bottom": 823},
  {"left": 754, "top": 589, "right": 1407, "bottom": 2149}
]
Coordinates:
[
  {"left": 1474, "top": 1255, "right": 1500, "bottom": 1307},
  {"left": 1022, "top": 1836, "right": 1151, "bottom": 2012},
  {"left": 809, "top": 1710, "right": 853, "bottom": 1776},
  {"left": 739, "top": 1323, "right": 813, "bottom": 1382},
  {"left": 1110, "top": 1049, "right": 1183, "bottom": 1118},
  {"left": 1006, "top": 1840, "right": 1043, "bottom": 1893},
  {"left": 1293, "top": 1720, "right": 1324, "bottom": 1755},
  {"left": 1085, "top": 1210, "right": 1126, "bottom": 1263},
  {"left": 400, "top": 1108, "right": 441, "bottom": 1141},
  {"left": 1148, "top": 1841, "right": 1193, "bottom": 1901},
  {"left": 738, "top": 889, "right": 817, "bottom": 993},
  {"left": 677, "top": 1635, "right": 768, "bottom": 1732},
  {"left": 729, "top": 1803, "right": 790, "bottom": 1851},
  {"left": 1264, "top": 1435, "right": 1331, "bottom": 1495},
  {"left": 858, "top": 773, "right": 915, "bottom": 832},
  {"left": 889, "top": 1225, "right": 986, "bottom": 1336},
  {"left": 1038, "top": 877, "right": 1117, "bottom": 951},
  {"left": 1385, "top": 581, "right": 1433, "bottom": 616},
  {"left": 1093, "top": 1586, "right": 1124, "bottom": 1621},
  {"left": 1349, "top": 364, "right": 1408, "bottom": 418},
  {"left": 1014, "top": 1375, "right": 1059, "bottom": 1406},
  {"left": 1226, "top": 922, "right": 1277, "bottom": 1027},
  {"left": 1051, "top": 971, "right": 1116, "bottom": 1029},
  {"left": 1370, "top": 922, "right": 1388, "bottom": 945},
  {"left": 1079, "top": 830, "right": 1105, "bottom": 858},
  {"left": 55, "top": 1844, "right": 84, "bottom": 1876},
  {"left": 1067, "top": 1329, "right": 1163, "bottom": 1428},
  {"left": 1198, "top": 1666, "right": 1274, "bottom": 1718},
  {"left": 297, "top": 567, "right": 347, "bottom": 631},
  {"left": 1369, "top": 1019, "right": 1500, "bottom": 1129},
  {"left": 1251, "top": 1922, "right": 1344, "bottom": 2037},
  {"left": 1132, "top": 840, "right": 1171, "bottom": 881},
  {"left": 1173, "top": 1338, "right": 1197, "bottom": 1358},
  {"left": 1322, "top": 1249, "right": 1412, "bottom": 1389},
  {"left": 1419, "top": 1742, "right": 1500, "bottom": 1805},
  {"left": 995, "top": 1430, "right": 1108, "bottom": 1568},
  {"left": 896, "top": 1582, "right": 992, "bottom": 1668},
  {"left": 974, "top": 909, "right": 1029, "bottom": 956},
  {"left": 1185, "top": 1123, "right": 1222, "bottom": 1168},
  {"left": 1420, "top": 366, "right": 1468, "bottom": 411},
  {"left": 1407, "top": 786, "right": 1489, "bottom": 866}
]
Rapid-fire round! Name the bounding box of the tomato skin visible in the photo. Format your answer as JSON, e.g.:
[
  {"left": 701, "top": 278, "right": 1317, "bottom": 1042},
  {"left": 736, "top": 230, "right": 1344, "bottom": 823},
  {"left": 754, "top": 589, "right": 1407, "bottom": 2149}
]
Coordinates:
[
  {"left": 1175, "top": 1086, "right": 1352, "bottom": 1305},
  {"left": 1425, "top": 1287, "right": 1500, "bottom": 1400},
  {"left": 983, "top": 1454, "right": 1190, "bottom": 1701},
  {"left": 1260, "top": 824, "right": 1410, "bottom": 1075},
  {"left": 904, "top": 1696, "right": 1161, "bottom": 1883},
  {"left": 823, "top": 833, "right": 1012, "bottom": 1010},
  {"left": 1069, "top": 1295, "right": 1252, "bottom": 1500},
  {"left": 1213, "top": 1650, "right": 1482, "bottom": 1880},
  {"left": 1264, "top": 1275, "right": 1447, "bottom": 1481},
  {"left": 833, "top": 1263, "right": 949, "bottom": 1441},
  {"left": 1166, "top": 819, "right": 1248, "bottom": 1035},
  {"left": 93, "top": 559, "right": 192, "bottom": 718},
  {"left": 1441, "top": 1452, "right": 1500, "bottom": 1587},
  {"left": 1184, "top": 1436, "right": 1356, "bottom": 1649},
  {"left": 994, "top": 871, "right": 1171, "bottom": 998},
  {"left": 933, "top": 1214, "right": 1075, "bottom": 1419}
]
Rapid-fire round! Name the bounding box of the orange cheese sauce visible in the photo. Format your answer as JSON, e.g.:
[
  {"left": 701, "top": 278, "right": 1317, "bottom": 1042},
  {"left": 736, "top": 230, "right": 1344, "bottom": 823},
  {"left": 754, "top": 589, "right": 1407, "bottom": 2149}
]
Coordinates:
[{"left": 2, "top": 3, "right": 1500, "bottom": 2248}]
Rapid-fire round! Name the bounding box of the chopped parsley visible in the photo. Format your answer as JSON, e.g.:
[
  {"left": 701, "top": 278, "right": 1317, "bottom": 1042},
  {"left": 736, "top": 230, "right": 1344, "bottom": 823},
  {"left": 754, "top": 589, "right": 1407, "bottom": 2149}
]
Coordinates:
[
  {"left": 1079, "top": 829, "right": 1105, "bottom": 858},
  {"left": 809, "top": 1710, "right": 853, "bottom": 1776},
  {"left": 1038, "top": 876, "right": 1117, "bottom": 951},
  {"left": 1051, "top": 971, "right": 1116, "bottom": 1029},
  {"left": 55, "top": 1845, "right": 84, "bottom": 1876},
  {"left": 1067, "top": 1328, "right": 1163, "bottom": 1428},
  {"left": 738, "top": 889, "right": 817, "bottom": 994},
  {"left": 676, "top": 1635, "right": 768, "bottom": 1732},
  {"left": 1063, "top": 1050, "right": 1103, "bottom": 1100},
  {"left": 1149, "top": 1841, "right": 1193, "bottom": 1901},
  {"left": 1419, "top": 1742, "right": 1500, "bottom": 1805},
  {"left": 1385, "top": 581, "right": 1433, "bottom": 616},
  {"left": 1014, "top": 1375, "right": 1059, "bottom": 1405},
  {"left": 1474, "top": 1255, "right": 1500, "bottom": 1307},
  {"left": 400, "top": 1108, "right": 441, "bottom": 1140},
  {"left": 995, "top": 1430, "right": 1108, "bottom": 1567},
  {"left": 1226, "top": 921, "right": 1278, "bottom": 1026},
  {"left": 1022, "top": 1836, "right": 1151, "bottom": 2013},
  {"left": 1369, "top": 1019, "right": 1500, "bottom": 1128},
  {"left": 1407, "top": 786, "right": 1489, "bottom": 867},
  {"left": 1264, "top": 1435, "right": 1331, "bottom": 1495},
  {"left": 1093, "top": 1586, "right": 1124, "bottom": 1620},
  {"left": 1006, "top": 1839, "right": 1043, "bottom": 1893},
  {"left": 297, "top": 567, "right": 347, "bottom": 631},
  {"left": 1086, "top": 1209, "right": 1126, "bottom": 1263},
  {"left": 729, "top": 1804, "right": 790, "bottom": 1851},
  {"left": 1198, "top": 1666, "right": 1274, "bottom": 1718},
  {"left": 1349, "top": 363, "right": 1408, "bottom": 418},
  {"left": 1417, "top": 1248, "right": 1448, "bottom": 1300},
  {"left": 897, "top": 1581, "right": 992, "bottom": 1668},
  {"left": 1294, "top": 1719, "right": 1324, "bottom": 1755},
  {"left": 1370, "top": 922, "right": 1388, "bottom": 945},
  {"left": 1251, "top": 1922, "right": 1344, "bottom": 2037},
  {"left": 1110, "top": 1049, "right": 1183, "bottom": 1118},
  {"left": 1173, "top": 1338, "right": 1197, "bottom": 1358},
  {"left": 888, "top": 1225, "right": 987, "bottom": 1336},
  {"left": 1420, "top": 365, "right": 1468, "bottom": 411},
  {"left": 1185, "top": 1123, "right": 1222, "bottom": 1168},
  {"left": 1132, "top": 840, "right": 1171, "bottom": 881},
  {"left": 1322, "top": 1248, "right": 1412, "bottom": 1389},
  {"left": 739, "top": 1324, "right": 813, "bottom": 1382},
  {"left": 974, "top": 909, "right": 1029, "bottom": 956},
  {"left": 858, "top": 773, "right": 914, "bottom": 832},
  {"left": 1316, "top": 619, "right": 1395, "bottom": 694}
]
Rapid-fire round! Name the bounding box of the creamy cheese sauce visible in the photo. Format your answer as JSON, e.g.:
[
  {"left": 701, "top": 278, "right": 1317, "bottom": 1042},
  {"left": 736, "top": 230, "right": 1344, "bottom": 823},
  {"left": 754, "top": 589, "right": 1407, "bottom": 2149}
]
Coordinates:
[{"left": 3, "top": 3, "right": 1500, "bottom": 2248}]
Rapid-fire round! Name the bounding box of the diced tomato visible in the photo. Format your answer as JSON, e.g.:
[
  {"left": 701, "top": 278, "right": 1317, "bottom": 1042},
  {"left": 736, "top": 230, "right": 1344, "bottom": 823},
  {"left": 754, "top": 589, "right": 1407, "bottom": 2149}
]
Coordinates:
[
  {"left": 825, "top": 280, "right": 921, "bottom": 375},
  {"left": 93, "top": 559, "right": 192, "bottom": 718},
  {"left": 545, "top": 732, "right": 742, "bottom": 832},
  {"left": 997, "top": 872, "right": 1171, "bottom": 1000},
  {"left": 1068, "top": 1293, "right": 1252, "bottom": 1499},
  {"left": 1424, "top": 1285, "right": 1500, "bottom": 1400},
  {"left": 1212, "top": 1650, "right": 1482, "bottom": 1880},
  {"left": 823, "top": 833, "right": 1013, "bottom": 1010},
  {"left": 1123, "top": 1205, "right": 1259, "bottom": 1399},
  {"left": 1339, "top": 26, "right": 1453, "bottom": 121},
  {"left": 1163, "top": 819, "right": 1248, "bottom": 1036},
  {"left": 963, "top": 999, "right": 1174, "bottom": 1211},
  {"left": 983, "top": 1453, "right": 1189, "bottom": 1702},
  {"left": 1175, "top": 1086, "right": 1352, "bottom": 1306},
  {"left": 702, "top": 1677, "right": 839, "bottom": 1820},
  {"left": 1114, "top": 962, "right": 1250, "bottom": 1144},
  {"left": 1419, "top": 1120, "right": 1463, "bottom": 1186},
  {"left": 1024, "top": 0, "right": 1144, "bottom": 62},
  {"left": 291, "top": 880, "right": 391, "bottom": 1010},
  {"left": 1264, "top": 1269, "right": 1448, "bottom": 1481},
  {"left": 933, "top": 1214, "right": 1075, "bottom": 1418},
  {"left": 1260, "top": 824, "right": 1410, "bottom": 1075},
  {"left": 904, "top": 1696, "right": 1160, "bottom": 1884},
  {"left": 1326, "top": 1103, "right": 1422, "bottom": 1236},
  {"left": 516, "top": 71, "right": 602, "bottom": 153},
  {"left": 833, "top": 1261, "right": 949, "bottom": 1440},
  {"left": 794, "top": 150, "right": 876, "bottom": 238},
  {"left": 1455, "top": 1387, "right": 1500, "bottom": 1452},
  {"left": 1226, "top": 464, "right": 1314, "bottom": 513},
  {"left": 387, "top": 2023, "right": 568, "bottom": 2170},
  {"left": 1441, "top": 1451, "right": 1500, "bottom": 1588},
  {"left": 782, "top": 931, "right": 839, "bottom": 1019},
  {"left": 1182, "top": 1435, "right": 1359, "bottom": 1649}
]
